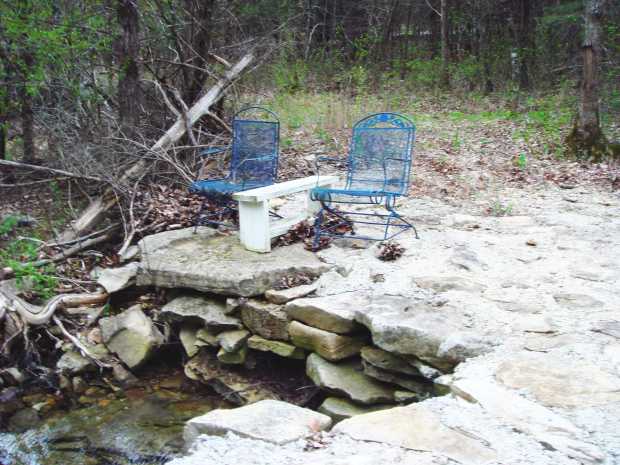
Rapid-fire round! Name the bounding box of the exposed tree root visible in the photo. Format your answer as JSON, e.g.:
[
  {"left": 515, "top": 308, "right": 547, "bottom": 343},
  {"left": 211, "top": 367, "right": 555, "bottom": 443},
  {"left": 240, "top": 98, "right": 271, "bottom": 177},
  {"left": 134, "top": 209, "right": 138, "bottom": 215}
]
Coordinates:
[{"left": 0, "top": 282, "right": 108, "bottom": 326}]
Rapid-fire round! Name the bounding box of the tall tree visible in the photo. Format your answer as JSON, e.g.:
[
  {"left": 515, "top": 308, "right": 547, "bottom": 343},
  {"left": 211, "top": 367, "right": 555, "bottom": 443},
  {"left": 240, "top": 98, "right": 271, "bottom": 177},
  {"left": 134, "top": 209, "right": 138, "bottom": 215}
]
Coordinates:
[
  {"left": 566, "top": 0, "right": 618, "bottom": 160},
  {"left": 440, "top": 0, "right": 450, "bottom": 88},
  {"left": 117, "top": 0, "right": 141, "bottom": 135}
]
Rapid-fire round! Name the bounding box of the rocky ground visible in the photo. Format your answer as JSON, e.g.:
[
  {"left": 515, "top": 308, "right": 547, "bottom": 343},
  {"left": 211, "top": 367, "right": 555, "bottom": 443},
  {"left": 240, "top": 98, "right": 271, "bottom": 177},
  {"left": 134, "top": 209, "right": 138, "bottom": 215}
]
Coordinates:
[{"left": 167, "top": 181, "right": 620, "bottom": 465}]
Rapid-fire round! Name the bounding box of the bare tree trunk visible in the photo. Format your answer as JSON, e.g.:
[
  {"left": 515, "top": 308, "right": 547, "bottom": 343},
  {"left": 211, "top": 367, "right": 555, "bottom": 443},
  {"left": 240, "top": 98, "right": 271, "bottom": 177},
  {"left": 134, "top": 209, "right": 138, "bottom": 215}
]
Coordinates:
[
  {"left": 117, "top": 0, "right": 141, "bottom": 134},
  {"left": 0, "top": 120, "right": 6, "bottom": 161},
  {"left": 565, "top": 0, "right": 618, "bottom": 160},
  {"left": 20, "top": 50, "right": 35, "bottom": 163},
  {"left": 440, "top": 0, "right": 450, "bottom": 88},
  {"left": 183, "top": 0, "right": 216, "bottom": 104}
]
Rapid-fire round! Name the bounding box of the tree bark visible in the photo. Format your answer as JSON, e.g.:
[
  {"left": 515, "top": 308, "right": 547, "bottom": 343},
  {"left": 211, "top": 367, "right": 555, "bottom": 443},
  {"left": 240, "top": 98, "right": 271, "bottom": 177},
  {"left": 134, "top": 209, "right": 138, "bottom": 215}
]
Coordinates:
[
  {"left": 58, "top": 53, "right": 254, "bottom": 242},
  {"left": 0, "top": 120, "right": 6, "bottom": 160},
  {"left": 440, "top": 0, "right": 450, "bottom": 88},
  {"left": 182, "top": 0, "right": 216, "bottom": 104},
  {"left": 117, "top": 0, "right": 141, "bottom": 135},
  {"left": 20, "top": 54, "right": 35, "bottom": 164},
  {"left": 565, "top": 0, "right": 615, "bottom": 160}
]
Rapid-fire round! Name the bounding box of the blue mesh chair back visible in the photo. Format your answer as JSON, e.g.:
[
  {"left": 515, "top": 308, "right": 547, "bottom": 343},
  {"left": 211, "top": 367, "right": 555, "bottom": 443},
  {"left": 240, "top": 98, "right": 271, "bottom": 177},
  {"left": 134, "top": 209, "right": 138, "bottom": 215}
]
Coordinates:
[
  {"left": 346, "top": 113, "right": 415, "bottom": 195},
  {"left": 191, "top": 106, "right": 279, "bottom": 228},
  {"left": 230, "top": 107, "right": 279, "bottom": 188},
  {"left": 310, "top": 112, "right": 418, "bottom": 245}
]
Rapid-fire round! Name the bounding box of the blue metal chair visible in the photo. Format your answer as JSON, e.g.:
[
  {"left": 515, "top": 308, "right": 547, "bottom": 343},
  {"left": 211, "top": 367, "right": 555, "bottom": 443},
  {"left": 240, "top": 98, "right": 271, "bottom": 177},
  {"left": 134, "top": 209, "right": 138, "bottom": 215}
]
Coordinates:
[
  {"left": 310, "top": 112, "right": 418, "bottom": 248},
  {"left": 191, "top": 106, "right": 280, "bottom": 227}
]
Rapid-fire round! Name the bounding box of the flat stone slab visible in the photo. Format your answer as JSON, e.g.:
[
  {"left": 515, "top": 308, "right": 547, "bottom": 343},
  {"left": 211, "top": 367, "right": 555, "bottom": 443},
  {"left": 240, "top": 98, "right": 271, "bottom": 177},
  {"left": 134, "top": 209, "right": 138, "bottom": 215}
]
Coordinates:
[
  {"left": 333, "top": 404, "right": 497, "bottom": 465},
  {"left": 179, "top": 325, "right": 200, "bottom": 357},
  {"left": 217, "top": 329, "right": 250, "bottom": 353},
  {"left": 247, "top": 335, "right": 306, "bottom": 359},
  {"left": 265, "top": 282, "right": 318, "bottom": 304},
  {"left": 184, "top": 399, "right": 332, "bottom": 446},
  {"left": 217, "top": 345, "right": 247, "bottom": 365},
  {"left": 451, "top": 375, "right": 605, "bottom": 463},
  {"left": 161, "top": 294, "right": 242, "bottom": 329},
  {"left": 137, "top": 227, "right": 330, "bottom": 297},
  {"left": 354, "top": 296, "right": 494, "bottom": 371},
  {"left": 360, "top": 346, "right": 420, "bottom": 377},
  {"left": 289, "top": 321, "right": 366, "bottom": 361},
  {"left": 495, "top": 352, "right": 620, "bottom": 408},
  {"left": 362, "top": 361, "right": 433, "bottom": 395},
  {"left": 241, "top": 300, "right": 290, "bottom": 341},
  {"left": 306, "top": 353, "right": 395, "bottom": 405},
  {"left": 285, "top": 294, "right": 364, "bottom": 334},
  {"left": 95, "top": 262, "right": 139, "bottom": 293},
  {"left": 318, "top": 397, "right": 392, "bottom": 423}
]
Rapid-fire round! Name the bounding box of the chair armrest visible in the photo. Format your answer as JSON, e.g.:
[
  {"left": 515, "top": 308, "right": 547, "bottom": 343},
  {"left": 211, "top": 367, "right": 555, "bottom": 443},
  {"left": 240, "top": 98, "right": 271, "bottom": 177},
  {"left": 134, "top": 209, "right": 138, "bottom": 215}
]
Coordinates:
[{"left": 199, "top": 146, "right": 228, "bottom": 157}]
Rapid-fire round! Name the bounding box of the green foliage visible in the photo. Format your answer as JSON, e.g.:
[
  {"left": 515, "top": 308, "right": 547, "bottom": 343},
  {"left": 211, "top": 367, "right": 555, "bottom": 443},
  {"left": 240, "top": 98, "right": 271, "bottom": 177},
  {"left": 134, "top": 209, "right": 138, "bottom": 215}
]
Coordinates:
[
  {"left": 451, "top": 132, "right": 462, "bottom": 152},
  {"left": 0, "top": 239, "right": 57, "bottom": 300},
  {"left": 0, "top": 0, "right": 109, "bottom": 112},
  {"left": 0, "top": 215, "right": 19, "bottom": 236},
  {"left": 488, "top": 201, "right": 513, "bottom": 217},
  {"left": 272, "top": 59, "right": 308, "bottom": 93},
  {"left": 404, "top": 57, "right": 442, "bottom": 89},
  {"left": 450, "top": 57, "right": 483, "bottom": 90}
]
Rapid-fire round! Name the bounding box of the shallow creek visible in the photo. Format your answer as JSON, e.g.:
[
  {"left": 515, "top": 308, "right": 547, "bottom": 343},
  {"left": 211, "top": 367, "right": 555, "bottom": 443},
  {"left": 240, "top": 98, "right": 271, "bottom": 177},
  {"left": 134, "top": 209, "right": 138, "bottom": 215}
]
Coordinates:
[{"left": 0, "top": 382, "right": 229, "bottom": 465}]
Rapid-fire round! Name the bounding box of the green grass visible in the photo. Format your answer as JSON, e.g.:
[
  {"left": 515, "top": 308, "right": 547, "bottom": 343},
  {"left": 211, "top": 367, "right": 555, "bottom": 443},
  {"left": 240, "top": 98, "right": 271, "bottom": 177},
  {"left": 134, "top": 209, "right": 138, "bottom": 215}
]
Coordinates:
[
  {"left": 0, "top": 215, "right": 58, "bottom": 301},
  {"left": 0, "top": 238, "right": 58, "bottom": 300},
  {"left": 253, "top": 86, "right": 579, "bottom": 160}
]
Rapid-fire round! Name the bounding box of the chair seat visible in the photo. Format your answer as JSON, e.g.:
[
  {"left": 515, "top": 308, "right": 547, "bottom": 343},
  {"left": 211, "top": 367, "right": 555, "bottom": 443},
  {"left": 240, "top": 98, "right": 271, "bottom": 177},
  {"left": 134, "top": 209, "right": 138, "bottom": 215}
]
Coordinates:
[
  {"left": 310, "top": 186, "right": 399, "bottom": 201},
  {"left": 190, "top": 179, "right": 266, "bottom": 195}
]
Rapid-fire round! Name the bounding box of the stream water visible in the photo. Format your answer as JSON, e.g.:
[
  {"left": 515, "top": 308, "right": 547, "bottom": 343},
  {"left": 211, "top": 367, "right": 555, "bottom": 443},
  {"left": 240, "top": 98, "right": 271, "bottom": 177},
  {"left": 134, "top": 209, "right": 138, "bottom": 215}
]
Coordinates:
[{"left": 0, "top": 382, "right": 228, "bottom": 465}]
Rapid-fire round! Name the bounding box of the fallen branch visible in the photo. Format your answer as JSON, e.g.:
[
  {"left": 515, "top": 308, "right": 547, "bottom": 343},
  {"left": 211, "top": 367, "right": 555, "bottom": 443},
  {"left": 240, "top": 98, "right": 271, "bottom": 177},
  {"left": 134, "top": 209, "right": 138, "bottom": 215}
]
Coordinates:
[
  {"left": 207, "top": 111, "right": 233, "bottom": 133},
  {"left": 0, "top": 159, "right": 103, "bottom": 182},
  {"left": 0, "top": 177, "right": 70, "bottom": 188},
  {"left": 0, "top": 282, "right": 108, "bottom": 325},
  {"left": 52, "top": 315, "right": 112, "bottom": 368},
  {"left": 30, "top": 229, "right": 119, "bottom": 267},
  {"left": 59, "top": 52, "right": 255, "bottom": 242},
  {"left": 46, "top": 224, "right": 119, "bottom": 248}
]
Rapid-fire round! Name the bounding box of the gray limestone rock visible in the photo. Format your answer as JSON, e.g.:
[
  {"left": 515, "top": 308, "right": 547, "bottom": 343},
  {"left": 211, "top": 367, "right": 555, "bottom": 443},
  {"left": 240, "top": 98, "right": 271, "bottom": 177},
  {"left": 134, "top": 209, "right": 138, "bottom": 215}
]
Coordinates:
[
  {"left": 306, "top": 353, "right": 395, "bottom": 405},
  {"left": 99, "top": 305, "right": 165, "bottom": 369},
  {"left": 333, "top": 404, "right": 497, "bottom": 465},
  {"left": 241, "top": 300, "right": 290, "bottom": 341},
  {"left": 265, "top": 282, "right": 318, "bottom": 304},
  {"left": 317, "top": 397, "right": 392, "bottom": 423},
  {"left": 217, "top": 330, "right": 250, "bottom": 353},
  {"left": 95, "top": 262, "right": 139, "bottom": 293},
  {"left": 161, "top": 294, "right": 242, "bottom": 329},
  {"left": 289, "top": 321, "right": 366, "bottom": 361},
  {"left": 247, "top": 335, "right": 306, "bottom": 359},
  {"left": 284, "top": 294, "right": 364, "bottom": 334},
  {"left": 184, "top": 400, "right": 332, "bottom": 446}
]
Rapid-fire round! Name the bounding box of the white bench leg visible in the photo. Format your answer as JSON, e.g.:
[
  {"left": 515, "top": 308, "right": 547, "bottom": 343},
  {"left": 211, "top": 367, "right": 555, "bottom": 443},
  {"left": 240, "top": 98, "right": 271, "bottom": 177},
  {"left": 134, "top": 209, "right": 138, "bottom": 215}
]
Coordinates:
[{"left": 238, "top": 200, "right": 271, "bottom": 253}]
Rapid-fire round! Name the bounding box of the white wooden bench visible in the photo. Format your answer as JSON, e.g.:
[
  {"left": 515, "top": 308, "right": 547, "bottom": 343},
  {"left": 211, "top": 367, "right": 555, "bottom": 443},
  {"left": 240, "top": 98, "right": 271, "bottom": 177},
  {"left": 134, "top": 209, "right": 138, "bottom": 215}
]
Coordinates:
[{"left": 232, "top": 175, "right": 338, "bottom": 252}]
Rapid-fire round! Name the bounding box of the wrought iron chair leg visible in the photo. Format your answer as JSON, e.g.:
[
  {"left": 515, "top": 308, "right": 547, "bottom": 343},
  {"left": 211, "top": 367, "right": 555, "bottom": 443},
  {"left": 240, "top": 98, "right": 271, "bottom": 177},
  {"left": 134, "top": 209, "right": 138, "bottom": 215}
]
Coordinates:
[
  {"left": 312, "top": 207, "right": 325, "bottom": 250},
  {"left": 193, "top": 198, "right": 208, "bottom": 234},
  {"left": 386, "top": 203, "right": 419, "bottom": 239},
  {"left": 322, "top": 202, "right": 355, "bottom": 233},
  {"left": 383, "top": 211, "right": 393, "bottom": 241}
]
